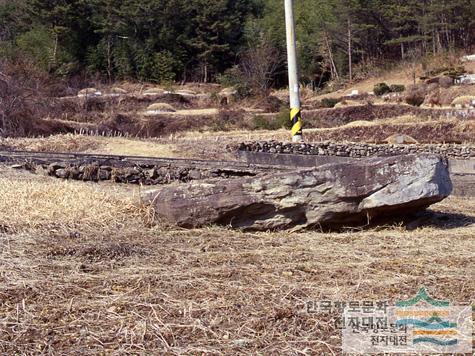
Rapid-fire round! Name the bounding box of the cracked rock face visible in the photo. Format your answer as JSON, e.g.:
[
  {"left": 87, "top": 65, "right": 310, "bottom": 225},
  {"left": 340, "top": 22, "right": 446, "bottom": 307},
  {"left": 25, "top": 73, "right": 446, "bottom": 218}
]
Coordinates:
[{"left": 143, "top": 155, "right": 452, "bottom": 231}]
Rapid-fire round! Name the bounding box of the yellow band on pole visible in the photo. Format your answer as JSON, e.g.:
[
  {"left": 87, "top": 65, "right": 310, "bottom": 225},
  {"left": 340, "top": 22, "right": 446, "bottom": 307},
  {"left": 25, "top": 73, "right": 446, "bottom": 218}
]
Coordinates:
[
  {"left": 290, "top": 108, "right": 302, "bottom": 137},
  {"left": 291, "top": 120, "right": 302, "bottom": 136}
]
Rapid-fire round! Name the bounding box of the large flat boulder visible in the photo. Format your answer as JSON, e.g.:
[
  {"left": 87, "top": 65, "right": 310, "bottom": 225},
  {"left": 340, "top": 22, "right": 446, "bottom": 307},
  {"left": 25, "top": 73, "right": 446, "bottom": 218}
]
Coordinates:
[{"left": 143, "top": 155, "right": 452, "bottom": 230}]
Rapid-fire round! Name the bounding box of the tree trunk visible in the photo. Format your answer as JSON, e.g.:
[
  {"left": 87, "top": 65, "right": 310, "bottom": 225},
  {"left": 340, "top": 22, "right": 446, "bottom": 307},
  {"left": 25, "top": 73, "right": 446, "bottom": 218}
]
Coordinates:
[
  {"left": 324, "top": 33, "right": 339, "bottom": 80},
  {"left": 203, "top": 61, "right": 208, "bottom": 83},
  {"left": 52, "top": 31, "right": 59, "bottom": 70},
  {"left": 106, "top": 35, "right": 112, "bottom": 83},
  {"left": 437, "top": 31, "right": 442, "bottom": 52},
  {"left": 348, "top": 17, "right": 352, "bottom": 82},
  {"left": 413, "top": 62, "right": 417, "bottom": 86}
]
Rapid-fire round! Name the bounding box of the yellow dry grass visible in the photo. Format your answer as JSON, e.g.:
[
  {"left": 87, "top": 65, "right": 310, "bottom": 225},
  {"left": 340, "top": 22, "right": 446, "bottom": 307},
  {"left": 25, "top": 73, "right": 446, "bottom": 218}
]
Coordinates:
[
  {"left": 339, "top": 115, "right": 431, "bottom": 128},
  {"left": 147, "top": 103, "right": 176, "bottom": 112},
  {"left": 0, "top": 166, "right": 473, "bottom": 354},
  {"left": 86, "top": 138, "right": 179, "bottom": 157},
  {"left": 0, "top": 169, "right": 144, "bottom": 235},
  {"left": 463, "top": 60, "right": 475, "bottom": 73},
  {"left": 142, "top": 108, "right": 219, "bottom": 117},
  {"left": 175, "top": 89, "right": 197, "bottom": 96},
  {"left": 451, "top": 95, "right": 475, "bottom": 106},
  {"left": 1, "top": 134, "right": 180, "bottom": 157},
  {"left": 315, "top": 67, "right": 414, "bottom": 99},
  {"left": 334, "top": 99, "right": 364, "bottom": 108},
  {"left": 1, "top": 134, "right": 102, "bottom": 152},
  {"left": 171, "top": 108, "right": 219, "bottom": 116},
  {"left": 77, "top": 87, "right": 99, "bottom": 95},
  {"left": 143, "top": 87, "right": 165, "bottom": 95},
  {"left": 110, "top": 87, "right": 128, "bottom": 94}
]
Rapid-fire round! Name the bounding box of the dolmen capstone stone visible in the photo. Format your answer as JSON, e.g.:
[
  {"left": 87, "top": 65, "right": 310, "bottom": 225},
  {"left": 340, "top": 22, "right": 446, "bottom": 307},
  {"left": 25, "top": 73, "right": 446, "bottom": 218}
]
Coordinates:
[{"left": 143, "top": 154, "right": 452, "bottom": 231}]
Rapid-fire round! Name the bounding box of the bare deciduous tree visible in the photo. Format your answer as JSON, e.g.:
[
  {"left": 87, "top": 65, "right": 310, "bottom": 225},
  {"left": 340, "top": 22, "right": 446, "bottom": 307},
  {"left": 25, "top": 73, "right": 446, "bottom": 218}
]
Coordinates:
[
  {"left": 239, "top": 41, "right": 282, "bottom": 96},
  {"left": 0, "top": 59, "right": 49, "bottom": 137}
]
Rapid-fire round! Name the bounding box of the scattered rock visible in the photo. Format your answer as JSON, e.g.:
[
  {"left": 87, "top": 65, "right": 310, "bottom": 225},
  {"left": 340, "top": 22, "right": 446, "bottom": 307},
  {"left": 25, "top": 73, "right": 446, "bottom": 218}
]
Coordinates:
[
  {"left": 48, "top": 162, "right": 66, "bottom": 174},
  {"left": 98, "top": 168, "right": 111, "bottom": 180},
  {"left": 144, "top": 155, "right": 452, "bottom": 231}
]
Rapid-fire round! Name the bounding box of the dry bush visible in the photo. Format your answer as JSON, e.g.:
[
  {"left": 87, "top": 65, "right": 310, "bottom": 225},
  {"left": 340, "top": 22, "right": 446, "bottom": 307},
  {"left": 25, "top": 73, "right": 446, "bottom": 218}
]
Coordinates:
[
  {"left": 425, "top": 93, "right": 441, "bottom": 107},
  {"left": 405, "top": 84, "right": 427, "bottom": 106},
  {"left": 0, "top": 59, "right": 48, "bottom": 136},
  {"left": 439, "top": 76, "right": 453, "bottom": 88},
  {"left": 0, "top": 58, "right": 79, "bottom": 137},
  {"left": 213, "top": 109, "right": 247, "bottom": 131},
  {"left": 239, "top": 40, "right": 283, "bottom": 96},
  {"left": 252, "top": 95, "right": 285, "bottom": 113},
  {"left": 424, "top": 85, "right": 441, "bottom": 107}
]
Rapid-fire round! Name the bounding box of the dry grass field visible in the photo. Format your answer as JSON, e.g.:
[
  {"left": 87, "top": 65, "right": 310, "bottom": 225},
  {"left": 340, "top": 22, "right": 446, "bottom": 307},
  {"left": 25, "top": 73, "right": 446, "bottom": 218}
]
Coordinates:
[
  {"left": 1, "top": 57, "right": 474, "bottom": 352},
  {"left": 0, "top": 162, "right": 473, "bottom": 354}
]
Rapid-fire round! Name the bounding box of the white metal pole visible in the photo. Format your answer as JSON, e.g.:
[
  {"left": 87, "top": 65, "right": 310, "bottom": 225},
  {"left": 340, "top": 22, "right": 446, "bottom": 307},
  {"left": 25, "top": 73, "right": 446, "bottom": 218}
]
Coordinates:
[{"left": 284, "top": 0, "right": 303, "bottom": 142}]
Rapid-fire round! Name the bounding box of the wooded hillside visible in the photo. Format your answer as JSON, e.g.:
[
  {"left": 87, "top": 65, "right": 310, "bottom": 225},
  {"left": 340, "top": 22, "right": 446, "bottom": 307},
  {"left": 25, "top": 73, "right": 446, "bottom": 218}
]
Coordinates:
[{"left": 1, "top": 0, "right": 474, "bottom": 87}]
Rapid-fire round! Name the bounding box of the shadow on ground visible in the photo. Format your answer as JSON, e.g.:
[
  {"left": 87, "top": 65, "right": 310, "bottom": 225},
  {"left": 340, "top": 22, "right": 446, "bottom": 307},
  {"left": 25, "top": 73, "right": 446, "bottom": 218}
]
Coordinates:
[{"left": 403, "top": 210, "right": 475, "bottom": 230}]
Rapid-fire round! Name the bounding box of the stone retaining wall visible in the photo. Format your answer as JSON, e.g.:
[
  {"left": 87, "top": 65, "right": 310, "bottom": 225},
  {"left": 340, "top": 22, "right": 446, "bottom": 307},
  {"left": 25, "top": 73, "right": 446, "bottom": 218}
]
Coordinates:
[
  {"left": 238, "top": 142, "right": 475, "bottom": 159},
  {"left": 20, "top": 161, "right": 260, "bottom": 185}
]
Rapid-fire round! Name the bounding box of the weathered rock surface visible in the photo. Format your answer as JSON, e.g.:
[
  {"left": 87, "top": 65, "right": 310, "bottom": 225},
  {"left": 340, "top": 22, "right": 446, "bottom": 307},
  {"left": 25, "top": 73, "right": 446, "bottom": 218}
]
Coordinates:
[{"left": 144, "top": 155, "right": 452, "bottom": 230}]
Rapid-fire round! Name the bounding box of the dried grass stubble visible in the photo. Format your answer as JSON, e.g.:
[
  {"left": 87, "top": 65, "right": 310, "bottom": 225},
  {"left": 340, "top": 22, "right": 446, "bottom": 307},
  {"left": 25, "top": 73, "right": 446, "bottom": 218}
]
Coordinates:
[{"left": 0, "top": 169, "right": 473, "bottom": 354}]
